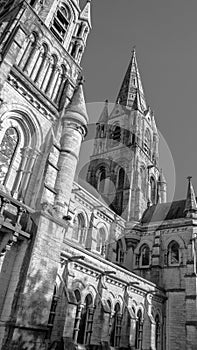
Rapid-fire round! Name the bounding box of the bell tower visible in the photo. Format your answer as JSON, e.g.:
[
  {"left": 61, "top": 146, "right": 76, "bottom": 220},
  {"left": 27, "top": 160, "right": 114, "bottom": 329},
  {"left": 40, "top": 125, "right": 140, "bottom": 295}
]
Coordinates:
[{"left": 87, "top": 48, "right": 167, "bottom": 222}]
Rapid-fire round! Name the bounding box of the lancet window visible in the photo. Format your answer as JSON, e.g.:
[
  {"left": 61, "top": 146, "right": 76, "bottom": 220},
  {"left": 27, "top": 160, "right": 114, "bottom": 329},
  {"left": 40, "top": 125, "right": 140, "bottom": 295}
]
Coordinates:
[
  {"left": 135, "top": 309, "right": 143, "bottom": 349},
  {"left": 77, "top": 294, "right": 94, "bottom": 345},
  {"left": 50, "top": 3, "right": 71, "bottom": 43},
  {"left": 0, "top": 127, "right": 19, "bottom": 185},
  {"left": 110, "top": 303, "right": 122, "bottom": 347}
]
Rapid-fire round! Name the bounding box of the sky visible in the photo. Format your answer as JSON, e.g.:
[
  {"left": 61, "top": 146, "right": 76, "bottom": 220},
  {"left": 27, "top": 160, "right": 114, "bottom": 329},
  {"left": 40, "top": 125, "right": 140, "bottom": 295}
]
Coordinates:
[{"left": 78, "top": 0, "right": 197, "bottom": 201}]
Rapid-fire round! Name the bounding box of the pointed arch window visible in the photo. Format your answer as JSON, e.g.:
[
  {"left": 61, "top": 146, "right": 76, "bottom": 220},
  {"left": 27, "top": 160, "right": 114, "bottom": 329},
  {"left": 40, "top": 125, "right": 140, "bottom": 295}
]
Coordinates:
[
  {"left": 110, "top": 124, "right": 121, "bottom": 147},
  {"left": 96, "top": 227, "right": 106, "bottom": 256},
  {"left": 50, "top": 3, "right": 71, "bottom": 43},
  {"left": 116, "top": 240, "right": 124, "bottom": 264},
  {"left": 150, "top": 176, "right": 156, "bottom": 204},
  {"left": 73, "top": 289, "right": 82, "bottom": 343},
  {"left": 140, "top": 245, "right": 150, "bottom": 267},
  {"left": 97, "top": 167, "right": 106, "bottom": 194},
  {"left": 135, "top": 309, "right": 143, "bottom": 349},
  {"left": 110, "top": 303, "right": 122, "bottom": 347},
  {"left": 72, "top": 213, "right": 86, "bottom": 244},
  {"left": 167, "top": 241, "right": 180, "bottom": 265},
  {"left": 47, "top": 284, "right": 59, "bottom": 338},
  {"left": 77, "top": 294, "right": 94, "bottom": 345},
  {"left": 117, "top": 167, "right": 125, "bottom": 190},
  {"left": 0, "top": 127, "right": 19, "bottom": 185},
  {"left": 155, "top": 314, "right": 161, "bottom": 350},
  {"left": 144, "top": 128, "right": 151, "bottom": 157},
  {"left": 140, "top": 166, "right": 146, "bottom": 197}
]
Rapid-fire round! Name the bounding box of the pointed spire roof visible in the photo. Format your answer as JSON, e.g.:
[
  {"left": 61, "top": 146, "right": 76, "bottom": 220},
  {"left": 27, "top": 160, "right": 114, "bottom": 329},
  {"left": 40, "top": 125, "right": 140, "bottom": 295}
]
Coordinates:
[
  {"left": 80, "top": 0, "right": 92, "bottom": 28},
  {"left": 184, "top": 176, "right": 197, "bottom": 217},
  {"left": 116, "top": 47, "right": 147, "bottom": 112},
  {"left": 97, "top": 100, "right": 109, "bottom": 124},
  {"left": 64, "top": 77, "right": 89, "bottom": 124}
]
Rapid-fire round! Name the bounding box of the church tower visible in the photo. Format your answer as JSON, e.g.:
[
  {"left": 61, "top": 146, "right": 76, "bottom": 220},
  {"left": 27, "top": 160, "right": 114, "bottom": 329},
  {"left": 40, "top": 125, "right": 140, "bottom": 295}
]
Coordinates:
[{"left": 87, "top": 48, "right": 167, "bottom": 222}]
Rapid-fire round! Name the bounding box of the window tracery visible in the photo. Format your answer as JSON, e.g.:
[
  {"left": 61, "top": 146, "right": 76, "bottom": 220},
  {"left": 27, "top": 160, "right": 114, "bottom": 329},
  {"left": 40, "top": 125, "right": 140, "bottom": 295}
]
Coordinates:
[
  {"left": 50, "top": 3, "right": 71, "bottom": 43},
  {"left": 72, "top": 213, "right": 86, "bottom": 244},
  {"left": 77, "top": 294, "right": 94, "bottom": 345},
  {"left": 0, "top": 127, "right": 19, "bottom": 184}
]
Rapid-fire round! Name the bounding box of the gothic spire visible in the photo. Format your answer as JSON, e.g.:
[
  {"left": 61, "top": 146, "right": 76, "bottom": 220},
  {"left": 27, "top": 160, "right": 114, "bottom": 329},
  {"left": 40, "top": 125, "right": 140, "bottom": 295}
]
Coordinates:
[
  {"left": 80, "top": 0, "right": 92, "bottom": 28},
  {"left": 184, "top": 176, "right": 197, "bottom": 217},
  {"left": 97, "top": 100, "right": 109, "bottom": 124},
  {"left": 116, "top": 47, "right": 147, "bottom": 112},
  {"left": 64, "top": 77, "right": 89, "bottom": 123}
]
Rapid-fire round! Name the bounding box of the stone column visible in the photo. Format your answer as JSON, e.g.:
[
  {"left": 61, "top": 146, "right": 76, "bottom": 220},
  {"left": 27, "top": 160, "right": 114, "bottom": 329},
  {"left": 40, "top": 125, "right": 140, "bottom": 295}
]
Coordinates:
[
  {"left": 54, "top": 121, "right": 86, "bottom": 215},
  {"left": 24, "top": 42, "right": 41, "bottom": 77}
]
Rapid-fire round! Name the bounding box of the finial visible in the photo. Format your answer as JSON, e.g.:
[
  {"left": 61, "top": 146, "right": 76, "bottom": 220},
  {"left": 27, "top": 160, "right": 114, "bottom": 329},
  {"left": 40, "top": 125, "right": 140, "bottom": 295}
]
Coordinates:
[
  {"left": 132, "top": 45, "right": 136, "bottom": 54},
  {"left": 105, "top": 99, "right": 108, "bottom": 104},
  {"left": 187, "top": 176, "right": 192, "bottom": 181}
]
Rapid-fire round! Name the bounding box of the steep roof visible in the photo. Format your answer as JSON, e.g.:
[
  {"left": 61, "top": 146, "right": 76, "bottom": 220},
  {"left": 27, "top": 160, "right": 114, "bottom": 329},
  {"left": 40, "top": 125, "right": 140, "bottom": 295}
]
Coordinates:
[
  {"left": 80, "top": 0, "right": 92, "bottom": 28},
  {"left": 64, "top": 77, "right": 89, "bottom": 124},
  {"left": 116, "top": 48, "right": 147, "bottom": 111},
  {"left": 141, "top": 199, "right": 190, "bottom": 224}
]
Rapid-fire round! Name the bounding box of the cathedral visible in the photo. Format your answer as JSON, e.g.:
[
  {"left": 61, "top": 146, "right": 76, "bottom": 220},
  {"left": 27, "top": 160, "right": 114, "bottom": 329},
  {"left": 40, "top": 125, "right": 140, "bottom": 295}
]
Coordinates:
[{"left": 0, "top": 0, "right": 196, "bottom": 349}]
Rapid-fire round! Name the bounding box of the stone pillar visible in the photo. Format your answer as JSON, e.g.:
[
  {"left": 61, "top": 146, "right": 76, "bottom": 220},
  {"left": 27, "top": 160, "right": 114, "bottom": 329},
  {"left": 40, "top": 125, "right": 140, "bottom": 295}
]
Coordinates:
[
  {"left": 24, "top": 42, "right": 41, "bottom": 77},
  {"left": 54, "top": 121, "right": 86, "bottom": 215}
]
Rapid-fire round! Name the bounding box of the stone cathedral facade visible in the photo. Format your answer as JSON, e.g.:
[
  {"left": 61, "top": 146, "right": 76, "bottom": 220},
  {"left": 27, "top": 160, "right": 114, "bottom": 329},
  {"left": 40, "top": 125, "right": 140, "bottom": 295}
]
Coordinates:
[{"left": 0, "top": 1, "right": 197, "bottom": 350}]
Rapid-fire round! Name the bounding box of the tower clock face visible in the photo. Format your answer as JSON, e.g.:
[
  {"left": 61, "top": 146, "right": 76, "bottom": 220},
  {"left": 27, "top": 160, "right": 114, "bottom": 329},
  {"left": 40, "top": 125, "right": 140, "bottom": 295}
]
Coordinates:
[{"left": 0, "top": 0, "right": 15, "bottom": 17}]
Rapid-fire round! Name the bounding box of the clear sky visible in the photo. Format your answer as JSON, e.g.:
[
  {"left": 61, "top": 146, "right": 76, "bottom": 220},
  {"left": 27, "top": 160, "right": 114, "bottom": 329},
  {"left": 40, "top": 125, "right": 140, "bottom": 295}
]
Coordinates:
[{"left": 79, "top": 0, "right": 197, "bottom": 201}]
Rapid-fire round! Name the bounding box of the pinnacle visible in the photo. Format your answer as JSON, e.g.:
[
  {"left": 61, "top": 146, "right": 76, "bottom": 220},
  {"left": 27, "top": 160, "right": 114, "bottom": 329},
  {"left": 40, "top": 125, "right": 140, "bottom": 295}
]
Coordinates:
[
  {"left": 64, "top": 78, "right": 89, "bottom": 124},
  {"left": 184, "top": 176, "right": 197, "bottom": 217},
  {"left": 97, "top": 99, "right": 109, "bottom": 124}
]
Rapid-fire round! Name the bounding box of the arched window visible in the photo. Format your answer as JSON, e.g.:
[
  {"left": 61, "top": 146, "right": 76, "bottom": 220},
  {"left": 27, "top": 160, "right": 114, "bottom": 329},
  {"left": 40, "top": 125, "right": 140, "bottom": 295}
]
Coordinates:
[
  {"left": 116, "top": 240, "right": 124, "bottom": 264},
  {"left": 135, "top": 309, "right": 143, "bottom": 349},
  {"left": 110, "top": 303, "right": 122, "bottom": 347},
  {"left": 111, "top": 124, "right": 121, "bottom": 147},
  {"left": 0, "top": 127, "right": 19, "bottom": 185},
  {"left": 50, "top": 3, "right": 71, "bottom": 42},
  {"left": 167, "top": 241, "right": 179, "bottom": 265},
  {"left": 117, "top": 167, "right": 125, "bottom": 190},
  {"left": 144, "top": 128, "right": 151, "bottom": 156},
  {"left": 72, "top": 213, "right": 86, "bottom": 244},
  {"left": 77, "top": 294, "right": 94, "bottom": 345},
  {"left": 97, "top": 167, "right": 106, "bottom": 194},
  {"left": 155, "top": 314, "right": 161, "bottom": 350},
  {"left": 73, "top": 289, "right": 82, "bottom": 342},
  {"left": 140, "top": 166, "right": 146, "bottom": 197},
  {"left": 140, "top": 245, "right": 150, "bottom": 267},
  {"left": 150, "top": 176, "right": 156, "bottom": 204},
  {"left": 96, "top": 227, "right": 106, "bottom": 255},
  {"left": 47, "top": 284, "right": 59, "bottom": 338}
]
